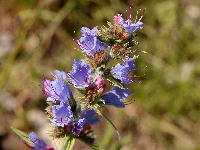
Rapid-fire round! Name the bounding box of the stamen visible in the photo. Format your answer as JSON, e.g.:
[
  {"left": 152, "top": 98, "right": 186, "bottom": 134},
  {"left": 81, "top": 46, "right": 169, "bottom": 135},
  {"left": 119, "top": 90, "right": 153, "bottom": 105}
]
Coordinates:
[
  {"left": 126, "top": 7, "right": 132, "bottom": 21},
  {"left": 137, "top": 8, "right": 146, "bottom": 23},
  {"left": 129, "top": 74, "right": 146, "bottom": 78},
  {"left": 124, "top": 99, "right": 133, "bottom": 105},
  {"left": 50, "top": 72, "right": 56, "bottom": 80},
  {"left": 132, "top": 65, "right": 147, "bottom": 71}
]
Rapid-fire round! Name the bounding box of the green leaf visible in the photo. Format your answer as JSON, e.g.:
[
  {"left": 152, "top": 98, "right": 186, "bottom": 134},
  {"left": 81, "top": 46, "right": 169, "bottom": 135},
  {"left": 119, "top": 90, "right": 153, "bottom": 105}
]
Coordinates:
[
  {"left": 76, "top": 88, "right": 87, "bottom": 94},
  {"left": 79, "top": 136, "right": 99, "bottom": 150},
  {"left": 106, "top": 77, "right": 126, "bottom": 89},
  {"left": 11, "top": 127, "right": 34, "bottom": 147}
]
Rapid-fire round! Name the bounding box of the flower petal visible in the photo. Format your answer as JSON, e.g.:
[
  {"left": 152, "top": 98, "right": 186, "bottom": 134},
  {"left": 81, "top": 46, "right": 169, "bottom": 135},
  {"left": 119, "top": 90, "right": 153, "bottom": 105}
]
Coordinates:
[
  {"left": 111, "top": 58, "right": 136, "bottom": 84},
  {"left": 52, "top": 102, "right": 73, "bottom": 127},
  {"left": 80, "top": 109, "right": 100, "bottom": 125},
  {"left": 72, "top": 118, "right": 86, "bottom": 136},
  {"left": 102, "top": 87, "right": 132, "bottom": 108},
  {"left": 42, "top": 70, "right": 74, "bottom": 103},
  {"left": 68, "top": 60, "right": 91, "bottom": 88},
  {"left": 121, "top": 18, "right": 143, "bottom": 34},
  {"left": 28, "top": 132, "right": 47, "bottom": 150},
  {"left": 77, "top": 27, "right": 107, "bottom": 56}
]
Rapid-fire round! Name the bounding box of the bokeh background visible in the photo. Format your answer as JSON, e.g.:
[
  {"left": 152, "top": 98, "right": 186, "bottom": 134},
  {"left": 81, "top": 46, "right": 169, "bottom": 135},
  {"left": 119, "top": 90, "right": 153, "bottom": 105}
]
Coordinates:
[{"left": 0, "top": 0, "right": 200, "bottom": 149}]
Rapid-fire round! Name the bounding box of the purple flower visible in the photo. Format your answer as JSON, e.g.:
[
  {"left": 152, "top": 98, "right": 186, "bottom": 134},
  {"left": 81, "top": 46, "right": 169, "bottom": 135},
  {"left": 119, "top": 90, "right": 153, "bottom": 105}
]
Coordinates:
[
  {"left": 42, "top": 70, "right": 74, "bottom": 102},
  {"left": 28, "top": 132, "right": 47, "bottom": 150},
  {"left": 111, "top": 58, "right": 136, "bottom": 84},
  {"left": 102, "top": 87, "right": 132, "bottom": 108},
  {"left": 121, "top": 18, "right": 143, "bottom": 34},
  {"left": 67, "top": 60, "right": 91, "bottom": 88},
  {"left": 77, "top": 26, "right": 107, "bottom": 57},
  {"left": 72, "top": 118, "right": 86, "bottom": 136},
  {"left": 80, "top": 109, "right": 100, "bottom": 125},
  {"left": 115, "top": 8, "right": 144, "bottom": 34},
  {"left": 52, "top": 102, "right": 73, "bottom": 127},
  {"left": 72, "top": 109, "right": 99, "bottom": 136}
]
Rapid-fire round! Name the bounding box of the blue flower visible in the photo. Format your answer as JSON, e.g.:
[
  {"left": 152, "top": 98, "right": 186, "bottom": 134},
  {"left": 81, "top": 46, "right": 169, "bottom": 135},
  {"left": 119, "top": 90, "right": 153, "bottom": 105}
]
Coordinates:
[
  {"left": 42, "top": 70, "right": 74, "bottom": 103},
  {"left": 28, "top": 132, "right": 47, "bottom": 150},
  {"left": 72, "top": 109, "right": 100, "bottom": 136},
  {"left": 121, "top": 18, "right": 143, "bottom": 34},
  {"left": 111, "top": 58, "right": 136, "bottom": 84},
  {"left": 72, "top": 118, "right": 86, "bottom": 136},
  {"left": 77, "top": 26, "right": 107, "bottom": 57},
  {"left": 68, "top": 60, "right": 91, "bottom": 88},
  {"left": 80, "top": 109, "right": 100, "bottom": 125},
  {"left": 102, "top": 86, "right": 132, "bottom": 108},
  {"left": 52, "top": 102, "right": 73, "bottom": 127}
]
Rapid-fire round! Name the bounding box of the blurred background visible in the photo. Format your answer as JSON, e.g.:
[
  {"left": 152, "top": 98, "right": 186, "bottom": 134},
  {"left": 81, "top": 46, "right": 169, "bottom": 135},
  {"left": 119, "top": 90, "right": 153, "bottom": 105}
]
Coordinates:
[{"left": 0, "top": 0, "right": 200, "bottom": 149}]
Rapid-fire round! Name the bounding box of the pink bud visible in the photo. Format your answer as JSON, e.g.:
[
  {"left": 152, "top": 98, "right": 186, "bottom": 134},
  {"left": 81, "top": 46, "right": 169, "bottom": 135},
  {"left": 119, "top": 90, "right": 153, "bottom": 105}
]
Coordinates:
[
  {"left": 122, "top": 33, "right": 128, "bottom": 39},
  {"left": 93, "top": 78, "right": 105, "bottom": 89},
  {"left": 65, "top": 125, "right": 72, "bottom": 131},
  {"left": 46, "top": 146, "right": 54, "bottom": 150},
  {"left": 114, "top": 14, "right": 122, "bottom": 25}
]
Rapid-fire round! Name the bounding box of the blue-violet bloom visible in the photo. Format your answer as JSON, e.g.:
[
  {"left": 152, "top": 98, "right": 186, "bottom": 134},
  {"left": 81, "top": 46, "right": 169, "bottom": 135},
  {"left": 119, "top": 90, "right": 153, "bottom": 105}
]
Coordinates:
[
  {"left": 102, "top": 86, "right": 132, "bottom": 108},
  {"left": 68, "top": 60, "right": 91, "bottom": 88},
  {"left": 72, "top": 109, "right": 100, "bottom": 136},
  {"left": 42, "top": 70, "right": 74, "bottom": 102},
  {"left": 111, "top": 58, "right": 136, "bottom": 84},
  {"left": 80, "top": 109, "right": 100, "bottom": 125},
  {"left": 28, "top": 132, "right": 48, "bottom": 150},
  {"left": 72, "top": 118, "right": 86, "bottom": 136},
  {"left": 120, "top": 17, "right": 143, "bottom": 34},
  {"left": 77, "top": 26, "right": 107, "bottom": 57},
  {"left": 52, "top": 102, "right": 73, "bottom": 127}
]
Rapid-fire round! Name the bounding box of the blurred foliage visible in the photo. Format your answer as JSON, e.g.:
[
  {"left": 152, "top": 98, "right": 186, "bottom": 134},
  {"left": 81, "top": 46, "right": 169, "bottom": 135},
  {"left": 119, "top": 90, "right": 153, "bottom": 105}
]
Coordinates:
[{"left": 0, "top": 0, "right": 200, "bottom": 149}]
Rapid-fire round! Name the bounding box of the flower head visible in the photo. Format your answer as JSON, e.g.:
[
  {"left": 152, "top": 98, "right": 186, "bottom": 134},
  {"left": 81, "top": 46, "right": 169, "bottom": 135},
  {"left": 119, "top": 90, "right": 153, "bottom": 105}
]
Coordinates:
[
  {"left": 77, "top": 27, "right": 107, "bottom": 57},
  {"left": 121, "top": 18, "right": 143, "bottom": 34},
  {"left": 102, "top": 86, "right": 132, "bottom": 108},
  {"left": 68, "top": 60, "right": 91, "bottom": 88},
  {"left": 111, "top": 58, "right": 136, "bottom": 84},
  {"left": 42, "top": 70, "right": 74, "bottom": 102},
  {"left": 72, "top": 118, "right": 86, "bottom": 136},
  {"left": 114, "top": 8, "right": 144, "bottom": 34},
  {"left": 52, "top": 102, "right": 73, "bottom": 127},
  {"left": 72, "top": 109, "right": 99, "bottom": 136},
  {"left": 80, "top": 109, "right": 100, "bottom": 125},
  {"left": 28, "top": 132, "right": 48, "bottom": 150}
]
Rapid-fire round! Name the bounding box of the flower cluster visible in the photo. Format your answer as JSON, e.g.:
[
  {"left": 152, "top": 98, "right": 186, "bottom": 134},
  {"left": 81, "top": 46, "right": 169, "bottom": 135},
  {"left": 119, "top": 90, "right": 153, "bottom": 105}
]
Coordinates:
[{"left": 13, "top": 8, "right": 145, "bottom": 150}]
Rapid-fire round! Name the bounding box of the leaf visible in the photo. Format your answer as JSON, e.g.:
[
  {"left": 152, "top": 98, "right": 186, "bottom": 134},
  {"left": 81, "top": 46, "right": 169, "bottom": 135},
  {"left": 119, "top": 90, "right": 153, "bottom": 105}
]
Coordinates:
[
  {"left": 76, "top": 88, "right": 87, "bottom": 94},
  {"left": 11, "top": 127, "right": 34, "bottom": 147},
  {"left": 79, "top": 136, "right": 99, "bottom": 150},
  {"left": 106, "top": 77, "right": 126, "bottom": 89}
]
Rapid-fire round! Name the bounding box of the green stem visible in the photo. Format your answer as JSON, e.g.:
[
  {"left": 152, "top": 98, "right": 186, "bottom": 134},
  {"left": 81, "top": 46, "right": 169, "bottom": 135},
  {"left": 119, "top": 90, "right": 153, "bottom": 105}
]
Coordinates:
[{"left": 61, "top": 134, "right": 75, "bottom": 150}]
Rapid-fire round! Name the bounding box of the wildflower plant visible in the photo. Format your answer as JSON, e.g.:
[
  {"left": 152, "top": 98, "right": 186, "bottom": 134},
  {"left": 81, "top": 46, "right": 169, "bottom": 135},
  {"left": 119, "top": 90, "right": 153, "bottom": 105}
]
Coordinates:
[{"left": 12, "top": 7, "right": 146, "bottom": 150}]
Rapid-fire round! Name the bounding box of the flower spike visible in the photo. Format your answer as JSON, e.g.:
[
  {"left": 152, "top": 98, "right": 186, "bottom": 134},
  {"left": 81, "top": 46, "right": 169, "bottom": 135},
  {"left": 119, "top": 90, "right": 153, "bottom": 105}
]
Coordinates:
[{"left": 13, "top": 6, "right": 146, "bottom": 150}]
